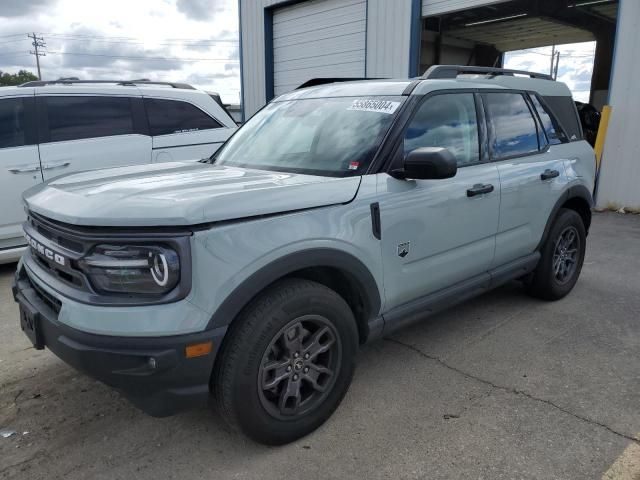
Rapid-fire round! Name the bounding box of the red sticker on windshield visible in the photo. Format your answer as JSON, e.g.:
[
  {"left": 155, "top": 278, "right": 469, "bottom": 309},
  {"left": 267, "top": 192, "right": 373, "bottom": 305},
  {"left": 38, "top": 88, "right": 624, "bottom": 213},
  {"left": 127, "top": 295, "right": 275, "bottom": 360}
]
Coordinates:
[{"left": 348, "top": 161, "right": 360, "bottom": 170}]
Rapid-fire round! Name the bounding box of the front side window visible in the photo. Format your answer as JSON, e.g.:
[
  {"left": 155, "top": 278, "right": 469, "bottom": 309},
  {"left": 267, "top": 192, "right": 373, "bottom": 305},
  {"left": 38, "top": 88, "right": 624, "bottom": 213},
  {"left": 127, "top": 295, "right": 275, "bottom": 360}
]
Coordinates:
[
  {"left": 215, "top": 96, "right": 403, "bottom": 176},
  {"left": 404, "top": 93, "right": 480, "bottom": 167},
  {"left": 0, "top": 98, "right": 25, "bottom": 149},
  {"left": 46, "top": 96, "right": 134, "bottom": 142},
  {"left": 145, "top": 98, "right": 222, "bottom": 136},
  {"left": 485, "top": 93, "right": 539, "bottom": 159}
]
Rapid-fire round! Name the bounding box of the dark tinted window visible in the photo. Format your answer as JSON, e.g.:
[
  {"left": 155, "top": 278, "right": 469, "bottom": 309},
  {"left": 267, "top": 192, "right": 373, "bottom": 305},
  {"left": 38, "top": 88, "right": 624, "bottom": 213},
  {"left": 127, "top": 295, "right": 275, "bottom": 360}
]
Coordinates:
[
  {"left": 46, "top": 96, "right": 134, "bottom": 142},
  {"left": 0, "top": 98, "right": 26, "bottom": 149},
  {"left": 145, "top": 98, "right": 222, "bottom": 136},
  {"left": 531, "top": 95, "right": 565, "bottom": 145},
  {"left": 485, "top": 93, "right": 539, "bottom": 159},
  {"left": 542, "top": 95, "right": 582, "bottom": 141},
  {"left": 405, "top": 93, "right": 479, "bottom": 166}
]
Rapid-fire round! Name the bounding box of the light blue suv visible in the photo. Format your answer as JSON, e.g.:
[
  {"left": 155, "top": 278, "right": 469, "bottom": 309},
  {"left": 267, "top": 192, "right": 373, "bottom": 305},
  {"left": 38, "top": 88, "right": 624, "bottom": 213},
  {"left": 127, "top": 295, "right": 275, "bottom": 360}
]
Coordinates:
[{"left": 13, "top": 66, "right": 595, "bottom": 445}]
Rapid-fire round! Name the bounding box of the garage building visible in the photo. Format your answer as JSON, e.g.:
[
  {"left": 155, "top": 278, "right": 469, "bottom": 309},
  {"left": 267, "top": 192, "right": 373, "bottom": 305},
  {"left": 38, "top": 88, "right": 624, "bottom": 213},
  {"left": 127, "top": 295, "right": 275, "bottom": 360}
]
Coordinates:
[{"left": 238, "top": 0, "right": 638, "bottom": 209}]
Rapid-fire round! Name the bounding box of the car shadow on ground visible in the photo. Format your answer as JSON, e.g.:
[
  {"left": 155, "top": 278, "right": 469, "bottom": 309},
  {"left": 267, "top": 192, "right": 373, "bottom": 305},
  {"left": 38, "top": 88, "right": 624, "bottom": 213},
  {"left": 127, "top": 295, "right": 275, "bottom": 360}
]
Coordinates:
[{"left": 2, "top": 280, "right": 531, "bottom": 444}]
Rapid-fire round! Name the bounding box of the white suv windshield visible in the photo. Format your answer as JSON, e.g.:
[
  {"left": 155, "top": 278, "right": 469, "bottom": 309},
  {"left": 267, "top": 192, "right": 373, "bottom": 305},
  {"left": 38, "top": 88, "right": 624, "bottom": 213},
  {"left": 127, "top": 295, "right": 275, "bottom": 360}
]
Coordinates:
[{"left": 216, "top": 96, "right": 404, "bottom": 176}]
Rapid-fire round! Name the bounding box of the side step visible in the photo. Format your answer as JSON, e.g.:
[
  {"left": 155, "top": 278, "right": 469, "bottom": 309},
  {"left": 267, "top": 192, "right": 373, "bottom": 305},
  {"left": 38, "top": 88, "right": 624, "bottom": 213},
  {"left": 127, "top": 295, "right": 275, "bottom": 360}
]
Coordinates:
[{"left": 377, "top": 252, "right": 540, "bottom": 338}]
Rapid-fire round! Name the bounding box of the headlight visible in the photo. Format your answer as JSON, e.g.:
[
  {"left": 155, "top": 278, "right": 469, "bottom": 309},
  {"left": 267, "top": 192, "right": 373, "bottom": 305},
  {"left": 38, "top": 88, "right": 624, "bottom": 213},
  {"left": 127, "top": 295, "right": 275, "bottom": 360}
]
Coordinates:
[{"left": 78, "top": 244, "right": 180, "bottom": 295}]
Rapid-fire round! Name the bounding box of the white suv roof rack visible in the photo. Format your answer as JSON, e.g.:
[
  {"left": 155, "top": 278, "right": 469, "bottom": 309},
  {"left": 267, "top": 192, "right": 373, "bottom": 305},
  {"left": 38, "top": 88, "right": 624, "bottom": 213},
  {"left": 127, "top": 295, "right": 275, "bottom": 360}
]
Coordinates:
[{"left": 18, "top": 79, "right": 196, "bottom": 90}]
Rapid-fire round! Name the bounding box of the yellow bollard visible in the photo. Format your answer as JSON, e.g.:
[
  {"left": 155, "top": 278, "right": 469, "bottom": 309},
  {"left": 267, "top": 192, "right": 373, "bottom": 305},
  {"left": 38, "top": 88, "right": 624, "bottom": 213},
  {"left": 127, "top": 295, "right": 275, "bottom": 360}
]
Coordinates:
[{"left": 594, "top": 105, "right": 612, "bottom": 171}]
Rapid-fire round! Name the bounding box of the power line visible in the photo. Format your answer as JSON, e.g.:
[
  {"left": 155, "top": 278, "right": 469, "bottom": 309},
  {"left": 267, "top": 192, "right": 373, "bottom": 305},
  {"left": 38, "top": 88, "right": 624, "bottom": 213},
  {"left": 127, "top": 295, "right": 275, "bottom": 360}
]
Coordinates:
[
  {"left": 0, "top": 38, "right": 30, "bottom": 46},
  {"left": 0, "top": 51, "right": 31, "bottom": 57},
  {"left": 507, "top": 49, "right": 595, "bottom": 58},
  {"left": 41, "top": 32, "right": 238, "bottom": 45},
  {"left": 43, "top": 37, "right": 239, "bottom": 48},
  {"left": 0, "top": 33, "right": 27, "bottom": 39},
  {"left": 28, "top": 33, "right": 46, "bottom": 80},
  {"left": 48, "top": 37, "right": 238, "bottom": 47},
  {"left": 46, "top": 51, "right": 238, "bottom": 62}
]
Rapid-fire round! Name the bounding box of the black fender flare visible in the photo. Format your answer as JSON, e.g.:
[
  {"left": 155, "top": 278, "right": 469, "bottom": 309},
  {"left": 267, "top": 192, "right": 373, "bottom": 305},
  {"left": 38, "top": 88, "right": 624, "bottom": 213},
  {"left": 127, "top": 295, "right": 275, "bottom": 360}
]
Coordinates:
[
  {"left": 536, "top": 184, "right": 594, "bottom": 251},
  {"left": 206, "top": 248, "right": 382, "bottom": 330}
]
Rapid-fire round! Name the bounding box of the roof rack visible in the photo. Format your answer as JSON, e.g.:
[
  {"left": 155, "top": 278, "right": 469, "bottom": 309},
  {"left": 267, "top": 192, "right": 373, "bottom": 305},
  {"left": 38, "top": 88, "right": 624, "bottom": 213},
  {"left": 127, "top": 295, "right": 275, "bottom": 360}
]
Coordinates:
[
  {"left": 422, "top": 65, "right": 552, "bottom": 81},
  {"left": 18, "top": 79, "right": 196, "bottom": 89},
  {"left": 296, "top": 78, "right": 383, "bottom": 89}
]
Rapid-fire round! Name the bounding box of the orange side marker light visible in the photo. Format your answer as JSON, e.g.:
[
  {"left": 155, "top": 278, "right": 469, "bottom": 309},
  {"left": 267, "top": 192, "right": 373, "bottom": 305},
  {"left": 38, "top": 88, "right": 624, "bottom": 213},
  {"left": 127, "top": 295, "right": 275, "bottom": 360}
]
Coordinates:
[{"left": 185, "top": 341, "right": 213, "bottom": 358}]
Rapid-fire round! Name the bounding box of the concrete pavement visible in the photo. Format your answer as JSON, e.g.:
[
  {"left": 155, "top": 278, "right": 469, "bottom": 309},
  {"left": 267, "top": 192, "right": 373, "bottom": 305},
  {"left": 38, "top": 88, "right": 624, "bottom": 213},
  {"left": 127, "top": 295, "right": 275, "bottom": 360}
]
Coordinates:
[{"left": 1, "top": 212, "right": 638, "bottom": 479}]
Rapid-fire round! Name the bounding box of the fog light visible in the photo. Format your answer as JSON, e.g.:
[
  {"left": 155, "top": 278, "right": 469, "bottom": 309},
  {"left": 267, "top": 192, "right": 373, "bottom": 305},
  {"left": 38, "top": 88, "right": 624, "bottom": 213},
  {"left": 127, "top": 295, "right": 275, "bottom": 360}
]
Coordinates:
[{"left": 148, "top": 357, "right": 157, "bottom": 369}]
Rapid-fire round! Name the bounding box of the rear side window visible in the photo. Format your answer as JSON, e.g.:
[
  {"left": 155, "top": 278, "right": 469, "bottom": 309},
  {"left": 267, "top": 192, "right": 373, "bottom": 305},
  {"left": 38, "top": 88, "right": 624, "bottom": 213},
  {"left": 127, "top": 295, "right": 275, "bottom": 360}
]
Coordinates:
[
  {"left": 530, "top": 95, "right": 566, "bottom": 145},
  {"left": 46, "top": 96, "right": 134, "bottom": 142},
  {"left": 542, "top": 96, "right": 582, "bottom": 141},
  {"left": 485, "top": 93, "right": 539, "bottom": 159},
  {"left": 404, "top": 93, "right": 480, "bottom": 167},
  {"left": 0, "top": 98, "right": 26, "bottom": 149},
  {"left": 144, "top": 98, "right": 222, "bottom": 136}
]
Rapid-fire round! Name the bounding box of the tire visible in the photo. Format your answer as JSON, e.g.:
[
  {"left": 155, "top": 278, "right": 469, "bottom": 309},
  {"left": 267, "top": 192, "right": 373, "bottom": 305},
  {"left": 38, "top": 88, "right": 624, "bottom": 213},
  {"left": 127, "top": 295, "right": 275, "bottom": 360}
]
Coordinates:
[
  {"left": 526, "top": 208, "right": 587, "bottom": 300},
  {"left": 213, "top": 278, "right": 358, "bottom": 445}
]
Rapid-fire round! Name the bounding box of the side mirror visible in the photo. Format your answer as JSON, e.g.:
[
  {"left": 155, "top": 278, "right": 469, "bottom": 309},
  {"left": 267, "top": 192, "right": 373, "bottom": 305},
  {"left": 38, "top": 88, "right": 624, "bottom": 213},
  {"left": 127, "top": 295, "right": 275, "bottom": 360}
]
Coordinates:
[{"left": 392, "top": 147, "right": 457, "bottom": 180}]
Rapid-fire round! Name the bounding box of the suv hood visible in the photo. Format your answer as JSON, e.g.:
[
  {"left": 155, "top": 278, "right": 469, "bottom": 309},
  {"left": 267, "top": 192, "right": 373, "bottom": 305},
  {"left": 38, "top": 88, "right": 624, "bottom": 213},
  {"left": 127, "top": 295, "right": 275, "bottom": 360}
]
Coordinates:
[{"left": 23, "top": 162, "right": 361, "bottom": 226}]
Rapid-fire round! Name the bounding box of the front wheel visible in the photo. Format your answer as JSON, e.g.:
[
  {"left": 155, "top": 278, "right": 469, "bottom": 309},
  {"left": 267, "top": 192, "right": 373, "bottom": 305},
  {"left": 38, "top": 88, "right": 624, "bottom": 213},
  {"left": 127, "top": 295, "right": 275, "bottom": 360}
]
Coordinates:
[
  {"left": 526, "top": 208, "right": 587, "bottom": 300},
  {"left": 213, "top": 278, "right": 358, "bottom": 445}
]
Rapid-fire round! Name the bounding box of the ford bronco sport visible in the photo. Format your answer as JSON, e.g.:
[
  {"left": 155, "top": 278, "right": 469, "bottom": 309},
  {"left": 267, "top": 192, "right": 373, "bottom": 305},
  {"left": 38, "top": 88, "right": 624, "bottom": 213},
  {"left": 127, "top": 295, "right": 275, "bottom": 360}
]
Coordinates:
[{"left": 13, "top": 66, "right": 595, "bottom": 445}]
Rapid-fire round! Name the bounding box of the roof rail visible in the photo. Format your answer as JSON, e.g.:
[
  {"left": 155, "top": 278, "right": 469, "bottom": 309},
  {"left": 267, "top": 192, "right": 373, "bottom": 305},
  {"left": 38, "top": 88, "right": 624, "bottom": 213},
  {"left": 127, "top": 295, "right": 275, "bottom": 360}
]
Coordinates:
[
  {"left": 296, "top": 77, "right": 384, "bottom": 89},
  {"left": 422, "top": 65, "right": 552, "bottom": 81},
  {"left": 18, "top": 79, "right": 196, "bottom": 89}
]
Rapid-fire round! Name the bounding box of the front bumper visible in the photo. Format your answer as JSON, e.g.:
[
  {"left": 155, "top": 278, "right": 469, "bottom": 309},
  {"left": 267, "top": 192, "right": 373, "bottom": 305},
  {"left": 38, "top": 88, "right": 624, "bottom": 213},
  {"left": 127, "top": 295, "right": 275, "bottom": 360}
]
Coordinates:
[{"left": 12, "top": 264, "right": 226, "bottom": 417}]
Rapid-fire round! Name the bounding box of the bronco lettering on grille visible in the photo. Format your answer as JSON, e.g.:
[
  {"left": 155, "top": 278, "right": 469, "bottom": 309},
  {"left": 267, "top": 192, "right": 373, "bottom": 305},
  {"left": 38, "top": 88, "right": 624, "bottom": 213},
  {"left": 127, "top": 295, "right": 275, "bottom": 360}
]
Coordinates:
[{"left": 25, "top": 233, "right": 66, "bottom": 267}]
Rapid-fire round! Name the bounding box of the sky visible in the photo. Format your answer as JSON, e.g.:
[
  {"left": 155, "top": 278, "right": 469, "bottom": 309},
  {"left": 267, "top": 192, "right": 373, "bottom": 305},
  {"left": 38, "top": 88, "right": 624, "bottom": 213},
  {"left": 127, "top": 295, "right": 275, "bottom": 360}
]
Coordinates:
[
  {"left": 504, "top": 41, "right": 597, "bottom": 103},
  {"left": 0, "top": 0, "right": 597, "bottom": 107},
  {"left": 0, "top": 0, "right": 241, "bottom": 104}
]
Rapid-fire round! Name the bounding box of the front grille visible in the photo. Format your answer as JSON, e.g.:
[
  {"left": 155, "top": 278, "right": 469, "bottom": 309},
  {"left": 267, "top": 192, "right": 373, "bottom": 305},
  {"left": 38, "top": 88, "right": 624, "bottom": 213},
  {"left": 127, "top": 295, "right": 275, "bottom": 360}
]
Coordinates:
[
  {"left": 36, "top": 224, "right": 83, "bottom": 252},
  {"left": 32, "top": 254, "right": 82, "bottom": 287},
  {"left": 25, "top": 212, "right": 90, "bottom": 293},
  {"left": 25, "top": 273, "right": 62, "bottom": 314}
]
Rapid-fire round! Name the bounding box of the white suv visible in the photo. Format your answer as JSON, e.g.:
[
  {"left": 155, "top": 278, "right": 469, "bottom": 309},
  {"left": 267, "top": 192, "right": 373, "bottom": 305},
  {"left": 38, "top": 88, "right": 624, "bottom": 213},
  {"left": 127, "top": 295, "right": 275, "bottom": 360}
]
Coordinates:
[{"left": 0, "top": 79, "right": 237, "bottom": 263}]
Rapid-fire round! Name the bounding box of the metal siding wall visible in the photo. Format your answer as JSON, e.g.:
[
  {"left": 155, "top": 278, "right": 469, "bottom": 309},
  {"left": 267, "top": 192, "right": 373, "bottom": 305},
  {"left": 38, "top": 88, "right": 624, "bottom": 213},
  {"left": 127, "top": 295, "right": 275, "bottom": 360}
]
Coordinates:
[
  {"left": 365, "top": 0, "right": 414, "bottom": 78},
  {"left": 273, "top": 0, "right": 367, "bottom": 95},
  {"left": 240, "top": 0, "right": 416, "bottom": 117},
  {"left": 240, "top": 0, "right": 289, "bottom": 118},
  {"left": 422, "top": 0, "right": 508, "bottom": 16},
  {"left": 596, "top": 0, "right": 640, "bottom": 208}
]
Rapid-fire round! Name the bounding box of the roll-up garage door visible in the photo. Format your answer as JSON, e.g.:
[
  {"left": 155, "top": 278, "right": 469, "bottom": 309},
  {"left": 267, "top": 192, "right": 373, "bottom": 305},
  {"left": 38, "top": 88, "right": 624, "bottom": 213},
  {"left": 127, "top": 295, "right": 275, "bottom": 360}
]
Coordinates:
[{"left": 272, "top": 0, "right": 366, "bottom": 96}]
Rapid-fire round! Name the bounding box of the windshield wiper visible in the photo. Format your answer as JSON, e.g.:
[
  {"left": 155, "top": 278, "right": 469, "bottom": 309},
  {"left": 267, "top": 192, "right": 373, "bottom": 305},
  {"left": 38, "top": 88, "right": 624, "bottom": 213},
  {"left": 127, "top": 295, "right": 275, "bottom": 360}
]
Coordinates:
[{"left": 199, "top": 151, "right": 218, "bottom": 164}]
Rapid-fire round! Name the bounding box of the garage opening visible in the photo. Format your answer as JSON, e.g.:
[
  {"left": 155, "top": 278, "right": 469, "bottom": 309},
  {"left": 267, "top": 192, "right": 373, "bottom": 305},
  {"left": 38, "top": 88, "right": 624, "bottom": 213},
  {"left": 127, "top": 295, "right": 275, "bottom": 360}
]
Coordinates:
[{"left": 420, "top": 0, "right": 618, "bottom": 143}]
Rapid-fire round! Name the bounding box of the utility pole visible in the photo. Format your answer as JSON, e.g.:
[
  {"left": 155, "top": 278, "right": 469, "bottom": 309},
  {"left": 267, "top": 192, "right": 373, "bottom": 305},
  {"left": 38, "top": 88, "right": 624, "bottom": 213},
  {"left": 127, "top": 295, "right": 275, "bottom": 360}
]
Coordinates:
[
  {"left": 553, "top": 51, "right": 560, "bottom": 80},
  {"left": 549, "top": 44, "right": 556, "bottom": 77},
  {"left": 28, "top": 33, "right": 46, "bottom": 80}
]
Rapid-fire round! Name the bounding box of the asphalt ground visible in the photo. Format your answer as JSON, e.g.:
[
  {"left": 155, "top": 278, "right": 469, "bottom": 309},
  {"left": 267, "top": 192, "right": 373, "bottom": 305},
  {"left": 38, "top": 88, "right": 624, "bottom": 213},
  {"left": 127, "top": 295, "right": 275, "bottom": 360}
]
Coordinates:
[{"left": 1, "top": 211, "right": 638, "bottom": 479}]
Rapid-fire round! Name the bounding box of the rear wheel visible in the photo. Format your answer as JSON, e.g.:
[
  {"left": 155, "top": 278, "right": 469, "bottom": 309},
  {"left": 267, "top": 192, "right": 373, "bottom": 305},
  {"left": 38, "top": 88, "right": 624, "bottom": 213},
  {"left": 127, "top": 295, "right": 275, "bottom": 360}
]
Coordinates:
[
  {"left": 526, "top": 208, "right": 586, "bottom": 300},
  {"left": 213, "top": 278, "right": 358, "bottom": 445}
]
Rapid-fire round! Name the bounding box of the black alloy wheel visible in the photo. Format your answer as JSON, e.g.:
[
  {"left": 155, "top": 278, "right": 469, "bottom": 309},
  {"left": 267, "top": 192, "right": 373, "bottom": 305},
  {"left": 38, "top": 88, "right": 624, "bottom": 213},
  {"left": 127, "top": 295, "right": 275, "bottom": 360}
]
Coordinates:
[{"left": 258, "top": 315, "right": 341, "bottom": 420}]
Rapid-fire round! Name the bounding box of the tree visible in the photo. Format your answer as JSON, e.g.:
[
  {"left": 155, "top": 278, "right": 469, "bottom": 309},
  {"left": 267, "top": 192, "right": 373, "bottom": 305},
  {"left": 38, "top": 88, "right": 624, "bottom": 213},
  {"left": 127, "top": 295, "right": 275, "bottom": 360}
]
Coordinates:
[{"left": 0, "top": 70, "right": 38, "bottom": 86}]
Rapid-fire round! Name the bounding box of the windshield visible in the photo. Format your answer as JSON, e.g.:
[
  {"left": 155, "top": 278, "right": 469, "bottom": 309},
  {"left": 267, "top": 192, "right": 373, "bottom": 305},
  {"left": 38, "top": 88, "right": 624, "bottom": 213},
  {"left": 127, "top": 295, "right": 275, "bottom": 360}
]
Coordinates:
[{"left": 215, "top": 96, "right": 404, "bottom": 176}]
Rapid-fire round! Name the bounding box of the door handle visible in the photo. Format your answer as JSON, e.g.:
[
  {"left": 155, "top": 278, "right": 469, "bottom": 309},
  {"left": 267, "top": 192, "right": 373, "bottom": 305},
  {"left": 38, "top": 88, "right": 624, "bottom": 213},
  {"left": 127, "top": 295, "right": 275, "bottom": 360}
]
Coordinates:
[
  {"left": 43, "top": 162, "right": 71, "bottom": 170},
  {"left": 467, "top": 183, "right": 494, "bottom": 197},
  {"left": 541, "top": 169, "right": 560, "bottom": 180},
  {"left": 8, "top": 165, "right": 41, "bottom": 174}
]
